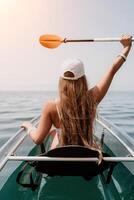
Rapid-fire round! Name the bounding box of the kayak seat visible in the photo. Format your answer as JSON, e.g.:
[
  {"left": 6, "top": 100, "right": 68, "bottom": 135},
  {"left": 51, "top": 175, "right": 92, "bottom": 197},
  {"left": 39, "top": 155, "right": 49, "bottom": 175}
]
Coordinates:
[
  {"left": 16, "top": 145, "right": 116, "bottom": 190},
  {"left": 35, "top": 146, "right": 109, "bottom": 176}
]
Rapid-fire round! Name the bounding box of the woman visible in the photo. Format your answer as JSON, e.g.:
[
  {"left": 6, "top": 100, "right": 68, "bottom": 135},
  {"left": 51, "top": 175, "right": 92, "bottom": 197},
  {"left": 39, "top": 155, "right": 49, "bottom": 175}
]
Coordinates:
[{"left": 22, "top": 35, "right": 132, "bottom": 150}]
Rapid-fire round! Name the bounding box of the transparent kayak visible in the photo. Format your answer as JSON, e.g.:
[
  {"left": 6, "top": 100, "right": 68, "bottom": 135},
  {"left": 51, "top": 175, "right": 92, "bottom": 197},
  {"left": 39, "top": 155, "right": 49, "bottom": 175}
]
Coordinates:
[{"left": 0, "top": 115, "right": 134, "bottom": 200}]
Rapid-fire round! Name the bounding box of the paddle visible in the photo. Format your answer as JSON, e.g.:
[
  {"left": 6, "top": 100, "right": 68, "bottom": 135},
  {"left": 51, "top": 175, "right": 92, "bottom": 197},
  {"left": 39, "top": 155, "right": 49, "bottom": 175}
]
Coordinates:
[{"left": 39, "top": 34, "right": 134, "bottom": 49}]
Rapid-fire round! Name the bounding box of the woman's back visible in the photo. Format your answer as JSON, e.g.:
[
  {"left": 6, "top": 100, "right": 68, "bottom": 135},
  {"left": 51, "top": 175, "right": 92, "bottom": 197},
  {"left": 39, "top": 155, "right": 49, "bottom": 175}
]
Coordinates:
[
  {"left": 49, "top": 86, "right": 97, "bottom": 149},
  {"left": 21, "top": 35, "right": 132, "bottom": 148}
]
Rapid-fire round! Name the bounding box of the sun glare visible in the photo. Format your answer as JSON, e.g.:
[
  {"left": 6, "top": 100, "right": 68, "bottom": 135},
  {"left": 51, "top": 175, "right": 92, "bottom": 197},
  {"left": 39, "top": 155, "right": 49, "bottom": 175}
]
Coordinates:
[{"left": 0, "top": 0, "right": 15, "bottom": 12}]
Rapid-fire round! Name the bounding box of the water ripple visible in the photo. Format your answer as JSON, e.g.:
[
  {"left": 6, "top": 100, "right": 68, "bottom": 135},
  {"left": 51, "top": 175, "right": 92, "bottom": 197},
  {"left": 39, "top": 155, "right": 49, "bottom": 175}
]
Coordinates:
[{"left": 0, "top": 91, "right": 134, "bottom": 148}]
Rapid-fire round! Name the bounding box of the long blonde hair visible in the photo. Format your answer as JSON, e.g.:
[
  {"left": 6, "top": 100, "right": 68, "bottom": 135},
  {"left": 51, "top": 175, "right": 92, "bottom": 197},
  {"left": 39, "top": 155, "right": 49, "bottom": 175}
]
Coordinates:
[{"left": 58, "top": 72, "right": 97, "bottom": 147}]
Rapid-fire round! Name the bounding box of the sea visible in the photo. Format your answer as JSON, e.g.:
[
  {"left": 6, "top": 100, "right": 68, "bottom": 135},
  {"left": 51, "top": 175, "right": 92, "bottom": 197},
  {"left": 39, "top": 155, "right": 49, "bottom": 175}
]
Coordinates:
[
  {"left": 0, "top": 90, "right": 134, "bottom": 200},
  {"left": 0, "top": 90, "right": 134, "bottom": 148}
]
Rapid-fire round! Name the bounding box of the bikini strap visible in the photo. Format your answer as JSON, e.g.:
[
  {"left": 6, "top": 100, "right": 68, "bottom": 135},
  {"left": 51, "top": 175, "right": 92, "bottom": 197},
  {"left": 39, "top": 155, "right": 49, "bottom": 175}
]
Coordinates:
[{"left": 55, "top": 99, "right": 62, "bottom": 120}]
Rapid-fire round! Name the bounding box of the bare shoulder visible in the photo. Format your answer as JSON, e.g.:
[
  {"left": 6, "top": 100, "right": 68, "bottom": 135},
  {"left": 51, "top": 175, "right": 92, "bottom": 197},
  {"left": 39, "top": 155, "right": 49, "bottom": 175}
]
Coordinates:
[
  {"left": 89, "top": 86, "right": 99, "bottom": 94},
  {"left": 42, "top": 100, "right": 56, "bottom": 114},
  {"left": 88, "top": 86, "right": 100, "bottom": 103}
]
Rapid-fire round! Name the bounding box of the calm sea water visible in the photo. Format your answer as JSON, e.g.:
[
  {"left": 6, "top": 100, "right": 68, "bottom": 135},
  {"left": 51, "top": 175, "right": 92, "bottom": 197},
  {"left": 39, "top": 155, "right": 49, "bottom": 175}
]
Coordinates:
[{"left": 0, "top": 90, "right": 134, "bottom": 148}]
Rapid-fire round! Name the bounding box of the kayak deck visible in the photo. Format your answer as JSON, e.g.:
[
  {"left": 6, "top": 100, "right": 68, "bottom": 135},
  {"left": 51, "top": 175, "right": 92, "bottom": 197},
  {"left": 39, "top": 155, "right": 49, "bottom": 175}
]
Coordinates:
[{"left": 0, "top": 116, "right": 134, "bottom": 200}]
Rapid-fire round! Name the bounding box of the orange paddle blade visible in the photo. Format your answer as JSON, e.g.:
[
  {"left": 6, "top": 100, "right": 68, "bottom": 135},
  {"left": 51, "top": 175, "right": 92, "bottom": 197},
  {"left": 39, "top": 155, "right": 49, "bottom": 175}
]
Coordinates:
[{"left": 39, "top": 34, "right": 63, "bottom": 49}]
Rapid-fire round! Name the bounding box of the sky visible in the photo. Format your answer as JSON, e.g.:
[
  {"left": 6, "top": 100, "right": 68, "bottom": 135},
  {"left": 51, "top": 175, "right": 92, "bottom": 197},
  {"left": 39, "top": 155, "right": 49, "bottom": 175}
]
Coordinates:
[{"left": 0, "top": 0, "right": 134, "bottom": 91}]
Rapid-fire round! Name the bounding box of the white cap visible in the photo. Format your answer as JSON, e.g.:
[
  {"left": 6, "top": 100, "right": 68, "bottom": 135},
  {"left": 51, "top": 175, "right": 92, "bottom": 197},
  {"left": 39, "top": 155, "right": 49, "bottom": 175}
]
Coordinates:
[{"left": 60, "top": 58, "right": 85, "bottom": 80}]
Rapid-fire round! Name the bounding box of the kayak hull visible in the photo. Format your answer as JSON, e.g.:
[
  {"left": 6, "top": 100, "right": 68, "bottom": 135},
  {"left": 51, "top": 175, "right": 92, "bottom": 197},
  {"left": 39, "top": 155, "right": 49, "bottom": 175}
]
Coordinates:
[{"left": 0, "top": 116, "right": 134, "bottom": 200}]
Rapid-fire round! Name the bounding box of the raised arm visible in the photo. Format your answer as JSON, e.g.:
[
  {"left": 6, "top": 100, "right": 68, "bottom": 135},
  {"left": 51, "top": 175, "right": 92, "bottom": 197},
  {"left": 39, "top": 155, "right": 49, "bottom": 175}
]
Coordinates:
[{"left": 93, "top": 35, "right": 132, "bottom": 104}]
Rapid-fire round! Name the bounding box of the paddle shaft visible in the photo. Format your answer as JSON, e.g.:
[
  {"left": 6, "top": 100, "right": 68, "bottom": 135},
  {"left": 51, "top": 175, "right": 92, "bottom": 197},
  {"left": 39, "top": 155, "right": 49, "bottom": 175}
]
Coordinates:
[{"left": 64, "top": 37, "right": 134, "bottom": 43}]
